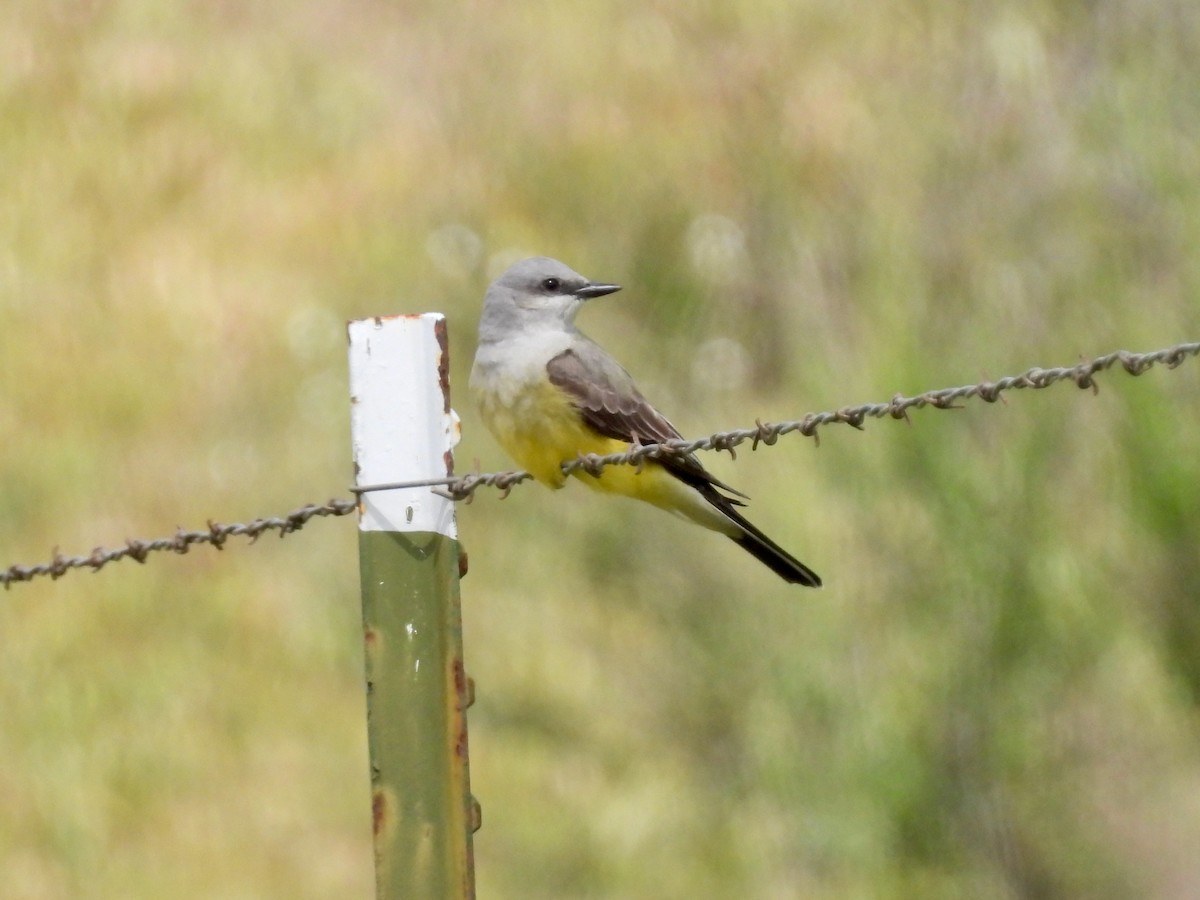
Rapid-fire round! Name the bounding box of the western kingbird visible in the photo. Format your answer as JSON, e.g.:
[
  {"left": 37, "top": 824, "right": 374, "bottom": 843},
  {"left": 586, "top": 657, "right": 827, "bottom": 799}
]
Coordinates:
[{"left": 469, "top": 256, "right": 821, "bottom": 587}]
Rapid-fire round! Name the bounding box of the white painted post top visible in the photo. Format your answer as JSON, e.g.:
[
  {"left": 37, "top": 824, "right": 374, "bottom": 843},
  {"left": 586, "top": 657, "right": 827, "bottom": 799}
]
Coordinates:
[{"left": 348, "top": 314, "right": 461, "bottom": 538}]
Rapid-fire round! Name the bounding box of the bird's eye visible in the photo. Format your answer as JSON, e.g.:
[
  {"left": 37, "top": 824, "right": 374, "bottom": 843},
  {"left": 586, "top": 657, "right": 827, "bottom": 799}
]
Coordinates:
[{"left": 540, "top": 277, "right": 561, "bottom": 292}]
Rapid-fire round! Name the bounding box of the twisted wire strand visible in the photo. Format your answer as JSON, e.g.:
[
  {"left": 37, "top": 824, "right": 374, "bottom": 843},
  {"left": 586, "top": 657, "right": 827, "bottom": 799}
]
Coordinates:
[
  {"left": 1, "top": 500, "right": 357, "bottom": 588},
  {"left": 435, "top": 341, "right": 1200, "bottom": 501},
  {"left": 4, "top": 341, "right": 1196, "bottom": 587}
]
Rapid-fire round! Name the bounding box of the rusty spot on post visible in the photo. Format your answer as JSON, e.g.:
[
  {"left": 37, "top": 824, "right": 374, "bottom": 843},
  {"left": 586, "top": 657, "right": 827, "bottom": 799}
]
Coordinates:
[
  {"left": 434, "top": 317, "right": 451, "bottom": 415},
  {"left": 458, "top": 547, "right": 469, "bottom": 579},
  {"left": 372, "top": 790, "right": 387, "bottom": 836},
  {"left": 455, "top": 725, "right": 469, "bottom": 759},
  {"left": 453, "top": 657, "right": 467, "bottom": 705},
  {"left": 453, "top": 657, "right": 471, "bottom": 757}
]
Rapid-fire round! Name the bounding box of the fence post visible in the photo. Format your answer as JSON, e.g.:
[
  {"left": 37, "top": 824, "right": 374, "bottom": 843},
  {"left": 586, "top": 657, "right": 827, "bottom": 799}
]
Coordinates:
[{"left": 347, "top": 314, "right": 477, "bottom": 900}]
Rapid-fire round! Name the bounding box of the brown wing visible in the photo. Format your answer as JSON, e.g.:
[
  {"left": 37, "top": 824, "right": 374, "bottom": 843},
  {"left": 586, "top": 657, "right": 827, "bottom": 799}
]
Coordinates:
[
  {"left": 548, "top": 347, "right": 821, "bottom": 586},
  {"left": 546, "top": 347, "right": 747, "bottom": 501}
]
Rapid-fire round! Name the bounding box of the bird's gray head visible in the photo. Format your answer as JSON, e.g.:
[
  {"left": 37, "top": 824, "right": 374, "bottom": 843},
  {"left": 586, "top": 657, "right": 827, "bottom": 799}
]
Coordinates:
[{"left": 478, "top": 256, "right": 621, "bottom": 341}]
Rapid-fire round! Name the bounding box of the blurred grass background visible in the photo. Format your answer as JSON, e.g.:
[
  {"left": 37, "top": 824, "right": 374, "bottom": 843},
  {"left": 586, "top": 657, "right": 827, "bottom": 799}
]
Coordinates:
[{"left": 2, "top": 0, "right": 1199, "bottom": 897}]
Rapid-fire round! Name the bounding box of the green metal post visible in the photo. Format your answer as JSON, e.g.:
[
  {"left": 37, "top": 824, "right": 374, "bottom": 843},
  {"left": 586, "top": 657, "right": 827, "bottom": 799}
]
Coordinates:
[{"left": 348, "top": 314, "right": 476, "bottom": 900}]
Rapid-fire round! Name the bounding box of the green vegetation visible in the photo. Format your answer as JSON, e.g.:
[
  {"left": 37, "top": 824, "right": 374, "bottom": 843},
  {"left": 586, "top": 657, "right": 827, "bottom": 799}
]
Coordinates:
[{"left": 2, "top": 1, "right": 1199, "bottom": 896}]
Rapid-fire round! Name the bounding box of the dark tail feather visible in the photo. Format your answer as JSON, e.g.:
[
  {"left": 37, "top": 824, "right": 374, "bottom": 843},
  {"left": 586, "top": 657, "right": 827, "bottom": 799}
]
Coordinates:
[
  {"left": 725, "top": 506, "right": 822, "bottom": 587},
  {"left": 681, "top": 475, "right": 822, "bottom": 587}
]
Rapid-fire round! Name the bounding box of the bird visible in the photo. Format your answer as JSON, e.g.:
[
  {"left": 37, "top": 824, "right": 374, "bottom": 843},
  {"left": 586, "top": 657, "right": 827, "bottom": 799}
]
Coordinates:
[{"left": 469, "top": 256, "right": 821, "bottom": 587}]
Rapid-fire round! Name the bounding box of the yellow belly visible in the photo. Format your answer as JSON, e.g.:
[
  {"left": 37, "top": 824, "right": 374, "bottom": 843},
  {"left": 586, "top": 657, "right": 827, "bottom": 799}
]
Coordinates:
[
  {"left": 473, "top": 376, "right": 732, "bottom": 533},
  {"left": 476, "top": 377, "right": 620, "bottom": 487}
]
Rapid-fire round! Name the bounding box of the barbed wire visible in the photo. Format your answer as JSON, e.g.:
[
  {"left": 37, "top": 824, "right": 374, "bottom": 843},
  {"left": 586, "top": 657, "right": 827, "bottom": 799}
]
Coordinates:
[
  {"left": 1, "top": 499, "right": 356, "bottom": 589},
  {"left": 3, "top": 340, "right": 1196, "bottom": 588},
  {"left": 431, "top": 340, "right": 1200, "bottom": 501}
]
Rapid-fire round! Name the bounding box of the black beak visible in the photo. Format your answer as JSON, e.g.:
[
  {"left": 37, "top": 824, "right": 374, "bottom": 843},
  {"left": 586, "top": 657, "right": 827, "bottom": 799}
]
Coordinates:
[{"left": 574, "top": 282, "right": 622, "bottom": 300}]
